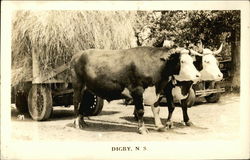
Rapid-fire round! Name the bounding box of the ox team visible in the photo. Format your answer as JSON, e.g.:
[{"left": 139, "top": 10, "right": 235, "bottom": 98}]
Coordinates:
[
  {"left": 70, "top": 43, "right": 223, "bottom": 134},
  {"left": 148, "top": 44, "right": 223, "bottom": 130}
]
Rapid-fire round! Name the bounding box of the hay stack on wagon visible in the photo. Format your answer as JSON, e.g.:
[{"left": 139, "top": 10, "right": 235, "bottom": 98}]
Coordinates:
[{"left": 12, "top": 11, "right": 137, "bottom": 86}]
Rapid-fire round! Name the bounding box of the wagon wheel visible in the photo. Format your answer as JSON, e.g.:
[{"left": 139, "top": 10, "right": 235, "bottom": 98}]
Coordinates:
[
  {"left": 28, "top": 84, "right": 53, "bottom": 121},
  {"left": 15, "top": 91, "right": 29, "bottom": 113},
  {"left": 80, "top": 90, "right": 104, "bottom": 116},
  {"left": 205, "top": 82, "right": 221, "bottom": 103},
  {"left": 181, "top": 88, "right": 196, "bottom": 108}
]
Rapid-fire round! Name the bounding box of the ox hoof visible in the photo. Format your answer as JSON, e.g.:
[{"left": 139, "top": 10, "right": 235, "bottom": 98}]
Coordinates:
[
  {"left": 138, "top": 127, "right": 149, "bottom": 134},
  {"left": 17, "top": 114, "right": 25, "bottom": 120},
  {"left": 185, "top": 121, "right": 194, "bottom": 127},
  {"left": 156, "top": 125, "right": 166, "bottom": 132},
  {"left": 157, "top": 127, "right": 166, "bottom": 132},
  {"left": 165, "top": 121, "right": 173, "bottom": 129},
  {"left": 73, "top": 119, "right": 88, "bottom": 129}
]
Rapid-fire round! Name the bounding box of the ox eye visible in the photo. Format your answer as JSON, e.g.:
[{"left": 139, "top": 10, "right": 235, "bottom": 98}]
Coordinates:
[{"left": 181, "top": 60, "right": 184, "bottom": 63}]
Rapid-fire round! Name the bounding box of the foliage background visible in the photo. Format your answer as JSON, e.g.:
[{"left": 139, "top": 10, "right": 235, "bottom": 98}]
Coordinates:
[{"left": 134, "top": 10, "right": 240, "bottom": 90}]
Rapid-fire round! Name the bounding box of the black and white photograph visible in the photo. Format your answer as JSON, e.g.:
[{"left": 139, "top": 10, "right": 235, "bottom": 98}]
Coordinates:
[{"left": 1, "top": 1, "right": 250, "bottom": 160}]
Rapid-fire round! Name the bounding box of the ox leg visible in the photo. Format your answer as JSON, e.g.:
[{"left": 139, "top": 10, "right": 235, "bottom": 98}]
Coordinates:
[
  {"left": 151, "top": 97, "right": 165, "bottom": 131},
  {"left": 131, "top": 87, "right": 148, "bottom": 134},
  {"left": 73, "top": 87, "right": 81, "bottom": 116},
  {"left": 151, "top": 105, "right": 165, "bottom": 132},
  {"left": 181, "top": 104, "right": 193, "bottom": 126},
  {"left": 72, "top": 80, "right": 88, "bottom": 129},
  {"left": 166, "top": 98, "right": 175, "bottom": 129},
  {"left": 133, "top": 108, "right": 138, "bottom": 121}
]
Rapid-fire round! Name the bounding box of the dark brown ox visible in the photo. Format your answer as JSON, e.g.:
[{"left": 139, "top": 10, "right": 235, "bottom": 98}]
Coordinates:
[{"left": 70, "top": 46, "right": 200, "bottom": 134}]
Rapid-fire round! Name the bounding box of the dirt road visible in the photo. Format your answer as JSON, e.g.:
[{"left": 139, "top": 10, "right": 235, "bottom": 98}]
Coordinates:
[{"left": 11, "top": 94, "right": 240, "bottom": 141}]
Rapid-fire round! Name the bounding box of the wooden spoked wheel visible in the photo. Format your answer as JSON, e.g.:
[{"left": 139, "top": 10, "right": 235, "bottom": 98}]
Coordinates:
[{"left": 28, "top": 84, "right": 52, "bottom": 121}]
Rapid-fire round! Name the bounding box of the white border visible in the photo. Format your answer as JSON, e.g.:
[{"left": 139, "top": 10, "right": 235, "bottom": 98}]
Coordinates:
[
  {"left": 1, "top": 1, "right": 249, "bottom": 10},
  {"left": 1, "top": 1, "right": 250, "bottom": 159}
]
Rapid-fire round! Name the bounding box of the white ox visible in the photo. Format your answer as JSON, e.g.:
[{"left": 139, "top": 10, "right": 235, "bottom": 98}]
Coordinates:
[
  {"left": 170, "top": 43, "right": 224, "bottom": 100},
  {"left": 199, "top": 44, "right": 223, "bottom": 81},
  {"left": 144, "top": 43, "right": 224, "bottom": 105}
]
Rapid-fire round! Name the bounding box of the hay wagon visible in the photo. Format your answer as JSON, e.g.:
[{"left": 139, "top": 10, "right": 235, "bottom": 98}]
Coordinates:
[
  {"left": 12, "top": 53, "right": 104, "bottom": 121},
  {"left": 11, "top": 11, "right": 140, "bottom": 121}
]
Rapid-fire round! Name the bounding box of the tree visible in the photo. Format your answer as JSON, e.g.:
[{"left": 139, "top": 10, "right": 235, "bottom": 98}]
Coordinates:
[
  {"left": 135, "top": 10, "right": 240, "bottom": 91},
  {"left": 134, "top": 11, "right": 189, "bottom": 47},
  {"left": 186, "top": 11, "right": 240, "bottom": 90}
]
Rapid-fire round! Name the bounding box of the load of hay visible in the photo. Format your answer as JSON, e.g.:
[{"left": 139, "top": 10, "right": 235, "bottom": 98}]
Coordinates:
[{"left": 12, "top": 10, "right": 137, "bottom": 86}]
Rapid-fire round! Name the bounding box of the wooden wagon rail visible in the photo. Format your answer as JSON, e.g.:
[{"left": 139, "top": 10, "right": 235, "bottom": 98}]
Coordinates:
[{"left": 195, "top": 88, "right": 225, "bottom": 97}]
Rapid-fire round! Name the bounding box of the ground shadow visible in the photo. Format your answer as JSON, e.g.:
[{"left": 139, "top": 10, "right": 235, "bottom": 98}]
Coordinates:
[
  {"left": 11, "top": 107, "right": 119, "bottom": 121},
  {"left": 117, "top": 100, "right": 209, "bottom": 111},
  {"left": 99, "top": 110, "right": 120, "bottom": 116},
  {"left": 120, "top": 116, "right": 164, "bottom": 125},
  {"left": 120, "top": 116, "right": 207, "bottom": 130},
  {"left": 11, "top": 107, "right": 75, "bottom": 122},
  {"left": 49, "top": 110, "right": 120, "bottom": 121},
  {"left": 66, "top": 118, "right": 188, "bottom": 134},
  {"left": 121, "top": 116, "right": 185, "bottom": 128},
  {"left": 66, "top": 119, "right": 139, "bottom": 133},
  {"left": 50, "top": 109, "right": 75, "bottom": 120}
]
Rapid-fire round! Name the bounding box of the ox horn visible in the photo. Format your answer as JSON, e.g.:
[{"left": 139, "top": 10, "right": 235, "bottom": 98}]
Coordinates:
[
  {"left": 213, "top": 43, "right": 223, "bottom": 55},
  {"left": 189, "top": 49, "right": 203, "bottom": 56}
]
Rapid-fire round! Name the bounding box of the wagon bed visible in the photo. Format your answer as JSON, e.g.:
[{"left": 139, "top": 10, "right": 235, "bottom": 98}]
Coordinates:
[{"left": 12, "top": 58, "right": 104, "bottom": 121}]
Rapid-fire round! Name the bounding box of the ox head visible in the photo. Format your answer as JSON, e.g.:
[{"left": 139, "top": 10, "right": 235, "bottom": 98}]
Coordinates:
[
  {"left": 162, "top": 48, "right": 201, "bottom": 82},
  {"left": 190, "top": 43, "right": 223, "bottom": 81}
]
